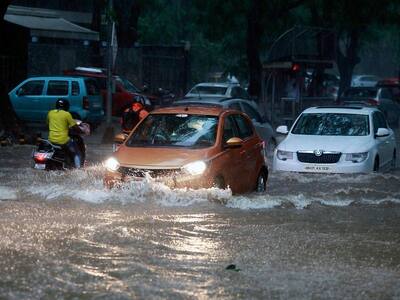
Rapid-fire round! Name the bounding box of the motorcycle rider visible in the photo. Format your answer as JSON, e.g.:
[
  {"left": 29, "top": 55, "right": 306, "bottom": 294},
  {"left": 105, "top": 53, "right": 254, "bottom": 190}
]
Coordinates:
[{"left": 46, "top": 99, "right": 83, "bottom": 168}]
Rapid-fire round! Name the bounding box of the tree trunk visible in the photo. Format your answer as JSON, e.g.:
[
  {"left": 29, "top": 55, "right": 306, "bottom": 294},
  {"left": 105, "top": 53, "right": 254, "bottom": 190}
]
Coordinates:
[
  {"left": 336, "top": 29, "right": 361, "bottom": 100},
  {"left": 115, "top": 0, "right": 141, "bottom": 48},
  {"left": 246, "top": 0, "right": 262, "bottom": 100}
]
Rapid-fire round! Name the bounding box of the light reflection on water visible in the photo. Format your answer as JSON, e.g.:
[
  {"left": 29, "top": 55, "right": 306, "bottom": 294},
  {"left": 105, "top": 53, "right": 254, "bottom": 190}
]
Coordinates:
[{"left": 0, "top": 146, "right": 400, "bottom": 298}]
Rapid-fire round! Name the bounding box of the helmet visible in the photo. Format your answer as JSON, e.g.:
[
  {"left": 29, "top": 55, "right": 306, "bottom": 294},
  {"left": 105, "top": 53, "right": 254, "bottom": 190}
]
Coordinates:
[
  {"left": 131, "top": 102, "right": 143, "bottom": 112},
  {"left": 55, "top": 99, "right": 70, "bottom": 111}
]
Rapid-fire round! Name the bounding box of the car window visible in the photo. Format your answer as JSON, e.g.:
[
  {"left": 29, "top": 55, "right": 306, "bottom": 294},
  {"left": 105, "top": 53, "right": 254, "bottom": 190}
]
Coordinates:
[
  {"left": 71, "top": 81, "right": 80, "bottom": 96},
  {"left": 230, "top": 87, "right": 241, "bottom": 98},
  {"left": 292, "top": 113, "right": 369, "bottom": 136},
  {"left": 373, "top": 112, "right": 388, "bottom": 133},
  {"left": 85, "top": 79, "right": 100, "bottom": 95},
  {"left": 233, "top": 114, "right": 254, "bottom": 139},
  {"left": 228, "top": 102, "right": 242, "bottom": 111},
  {"left": 344, "top": 88, "right": 377, "bottom": 98},
  {"left": 47, "top": 80, "right": 69, "bottom": 96},
  {"left": 241, "top": 102, "right": 262, "bottom": 123},
  {"left": 18, "top": 80, "right": 45, "bottom": 96},
  {"left": 126, "top": 114, "right": 218, "bottom": 148},
  {"left": 223, "top": 115, "right": 237, "bottom": 143},
  {"left": 191, "top": 86, "right": 227, "bottom": 95}
]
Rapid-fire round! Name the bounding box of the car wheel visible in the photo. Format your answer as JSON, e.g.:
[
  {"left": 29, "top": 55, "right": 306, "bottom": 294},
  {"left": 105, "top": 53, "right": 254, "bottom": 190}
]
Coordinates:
[
  {"left": 373, "top": 157, "right": 379, "bottom": 172},
  {"left": 391, "top": 150, "right": 397, "bottom": 170},
  {"left": 214, "top": 176, "right": 226, "bottom": 189},
  {"left": 255, "top": 169, "right": 268, "bottom": 193}
]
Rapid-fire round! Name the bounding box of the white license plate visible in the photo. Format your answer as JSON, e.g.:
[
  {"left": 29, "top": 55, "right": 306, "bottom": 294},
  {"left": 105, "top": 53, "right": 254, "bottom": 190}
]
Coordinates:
[
  {"left": 34, "top": 163, "right": 46, "bottom": 170},
  {"left": 304, "top": 165, "right": 331, "bottom": 172}
]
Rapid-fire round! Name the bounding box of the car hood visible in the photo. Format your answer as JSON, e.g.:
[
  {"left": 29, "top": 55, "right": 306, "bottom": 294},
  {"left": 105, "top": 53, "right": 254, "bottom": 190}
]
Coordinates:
[
  {"left": 114, "top": 145, "right": 212, "bottom": 168},
  {"left": 278, "top": 134, "right": 373, "bottom": 153}
]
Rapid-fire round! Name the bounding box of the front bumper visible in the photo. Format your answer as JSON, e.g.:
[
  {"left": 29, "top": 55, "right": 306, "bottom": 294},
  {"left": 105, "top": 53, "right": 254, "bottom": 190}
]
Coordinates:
[
  {"left": 273, "top": 152, "right": 374, "bottom": 173},
  {"left": 104, "top": 167, "right": 213, "bottom": 189}
]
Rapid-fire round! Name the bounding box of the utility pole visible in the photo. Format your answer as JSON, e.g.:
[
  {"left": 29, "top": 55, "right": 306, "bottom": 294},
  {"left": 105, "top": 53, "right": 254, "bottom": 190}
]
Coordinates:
[{"left": 102, "top": 0, "right": 114, "bottom": 143}]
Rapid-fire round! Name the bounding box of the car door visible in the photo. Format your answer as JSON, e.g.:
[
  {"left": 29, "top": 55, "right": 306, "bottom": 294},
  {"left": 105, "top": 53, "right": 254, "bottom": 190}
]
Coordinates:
[
  {"left": 372, "top": 111, "right": 392, "bottom": 166},
  {"left": 232, "top": 113, "right": 260, "bottom": 191},
  {"left": 11, "top": 79, "right": 45, "bottom": 121},
  {"left": 218, "top": 114, "right": 245, "bottom": 193}
]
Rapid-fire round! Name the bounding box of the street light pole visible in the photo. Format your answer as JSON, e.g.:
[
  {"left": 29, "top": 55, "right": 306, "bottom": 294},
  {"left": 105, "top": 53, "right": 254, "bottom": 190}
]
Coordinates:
[{"left": 102, "top": 0, "right": 114, "bottom": 143}]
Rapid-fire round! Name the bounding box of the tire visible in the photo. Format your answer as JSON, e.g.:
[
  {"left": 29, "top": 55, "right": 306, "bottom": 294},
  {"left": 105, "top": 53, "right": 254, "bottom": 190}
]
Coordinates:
[
  {"left": 391, "top": 150, "right": 397, "bottom": 170},
  {"left": 255, "top": 169, "right": 268, "bottom": 193},
  {"left": 373, "top": 157, "right": 379, "bottom": 172},
  {"left": 214, "top": 176, "right": 226, "bottom": 189}
]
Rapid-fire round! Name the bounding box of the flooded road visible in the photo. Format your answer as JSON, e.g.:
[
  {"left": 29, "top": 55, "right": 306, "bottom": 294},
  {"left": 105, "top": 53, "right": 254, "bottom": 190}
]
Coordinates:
[{"left": 0, "top": 144, "right": 400, "bottom": 299}]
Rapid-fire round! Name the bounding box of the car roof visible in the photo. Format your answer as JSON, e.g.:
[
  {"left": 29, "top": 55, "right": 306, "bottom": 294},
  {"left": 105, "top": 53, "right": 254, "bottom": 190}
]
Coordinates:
[
  {"left": 25, "top": 76, "right": 89, "bottom": 81},
  {"left": 150, "top": 105, "right": 225, "bottom": 116},
  {"left": 302, "top": 106, "right": 378, "bottom": 114},
  {"left": 192, "top": 82, "right": 239, "bottom": 88}
]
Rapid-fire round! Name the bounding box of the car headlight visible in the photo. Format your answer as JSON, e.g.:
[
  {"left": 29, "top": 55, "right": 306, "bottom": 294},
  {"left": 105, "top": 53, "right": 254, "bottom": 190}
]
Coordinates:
[
  {"left": 183, "top": 160, "right": 207, "bottom": 176},
  {"left": 104, "top": 157, "right": 120, "bottom": 171},
  {"left": 345, "top": 152, "right": 368, "bottom": 163},
  {"left": 276, "top": 150, "right": 293, "bottom": 161}
]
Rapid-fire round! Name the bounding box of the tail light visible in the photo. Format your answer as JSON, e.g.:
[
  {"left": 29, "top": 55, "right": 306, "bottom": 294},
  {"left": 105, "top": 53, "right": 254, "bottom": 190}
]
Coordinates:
[
  {"left": 83, "top": 96, "right": 90, "bottom": 109},
  {"left": 33, "top": 152, "right": 52, "bottom": 163},
  {"left": 367, "top": 98, "right": 379, "bottom": 106}
]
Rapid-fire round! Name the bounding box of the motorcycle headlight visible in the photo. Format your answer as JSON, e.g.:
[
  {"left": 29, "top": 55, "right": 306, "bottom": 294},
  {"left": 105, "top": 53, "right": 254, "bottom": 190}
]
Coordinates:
[
  {"left": 345, "top": 152, "right": 368, "bottom": 163},
  {"left": 183, "top": 160, "right": 207, "bottom": 176},
  {"left": 276, "top": 150, "right": 293, "bottom": 161},
  {"left": 104, "top": 157, "right": 120, "bottom": 172}
]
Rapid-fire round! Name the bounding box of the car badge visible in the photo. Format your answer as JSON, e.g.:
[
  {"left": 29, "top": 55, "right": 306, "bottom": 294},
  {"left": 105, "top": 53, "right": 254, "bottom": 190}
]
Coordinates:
[{"left": 314, "top": 149, "right": 323, "bottom": 156}]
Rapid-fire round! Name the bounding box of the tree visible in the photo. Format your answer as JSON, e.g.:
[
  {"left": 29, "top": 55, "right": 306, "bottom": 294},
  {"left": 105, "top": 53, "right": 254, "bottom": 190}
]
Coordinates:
[{"left": 307, "top": 0, "right": 398, "bottom": 95}]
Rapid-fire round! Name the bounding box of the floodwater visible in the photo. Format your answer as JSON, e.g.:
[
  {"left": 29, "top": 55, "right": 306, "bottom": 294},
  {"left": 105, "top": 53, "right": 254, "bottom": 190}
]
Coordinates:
[{"left": 0, "top": 143, "right": 400, "bottom": 299}]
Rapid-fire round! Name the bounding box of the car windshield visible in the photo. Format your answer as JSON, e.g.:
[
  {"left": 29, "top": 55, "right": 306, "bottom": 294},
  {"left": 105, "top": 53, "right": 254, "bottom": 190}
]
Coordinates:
[
  {"left": 190, "top": 86, "right": 227, "bottom": 95},
  {"left": 126, "top": 114, "right": 218, "bottom": 148},
  {"left": 291, "top": 113, "right": 369, "bottom": 136},
  {"left": 343, "top": 88, "right": 377, "bottom": 98},
  {"left": 117, "top": 77, "right": 141, "bottom": 93}
]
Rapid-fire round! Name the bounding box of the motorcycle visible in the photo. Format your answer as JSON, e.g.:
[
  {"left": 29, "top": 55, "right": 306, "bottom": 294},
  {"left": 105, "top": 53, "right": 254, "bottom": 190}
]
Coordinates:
[{"left": 32, "top": 121, "right": 90, "bottom": 170}]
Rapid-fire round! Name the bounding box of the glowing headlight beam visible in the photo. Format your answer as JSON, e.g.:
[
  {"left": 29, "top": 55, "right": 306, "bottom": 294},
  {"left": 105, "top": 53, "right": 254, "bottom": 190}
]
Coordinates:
[
  {"left": 183, "top": 160, "right": 207, "bottom": 176},
  {"left": 104, "top": 157, "right": 120, "bottom": 172}
]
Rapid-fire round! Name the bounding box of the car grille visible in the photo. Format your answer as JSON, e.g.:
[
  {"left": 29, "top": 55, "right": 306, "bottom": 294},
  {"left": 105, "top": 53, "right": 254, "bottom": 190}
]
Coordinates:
[
  {"left": 297, "top": 152, "right": 341, "bottom": 164},
  {"left": 118, "top": 166, "right": 180, "bottom": 178}
]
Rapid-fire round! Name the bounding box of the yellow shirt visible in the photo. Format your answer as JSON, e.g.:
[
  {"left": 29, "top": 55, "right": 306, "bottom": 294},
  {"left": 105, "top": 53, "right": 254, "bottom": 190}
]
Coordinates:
[{"left": 47, "top": 110, "right": 77, "bottom": 145}]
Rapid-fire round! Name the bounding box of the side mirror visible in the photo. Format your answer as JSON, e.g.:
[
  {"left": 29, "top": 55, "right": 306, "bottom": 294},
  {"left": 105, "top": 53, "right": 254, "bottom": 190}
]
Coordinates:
[
  {"left": 114, "top": 133, "right": 127, "bottom": 144},
  {"left": 225, "top": 137, "right": 243, "bottom": 148},
  {"left": 276, "top": 125, "right": 289, "bottom": 135},
  {"left": 375, "top": 128, "right": 390, "bottom": 138}
]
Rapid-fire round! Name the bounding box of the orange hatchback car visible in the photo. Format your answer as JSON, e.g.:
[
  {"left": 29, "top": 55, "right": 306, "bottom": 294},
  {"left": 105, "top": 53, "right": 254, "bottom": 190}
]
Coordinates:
[{"left": 104, "top": 106, "right": 268, "bottom": 194}]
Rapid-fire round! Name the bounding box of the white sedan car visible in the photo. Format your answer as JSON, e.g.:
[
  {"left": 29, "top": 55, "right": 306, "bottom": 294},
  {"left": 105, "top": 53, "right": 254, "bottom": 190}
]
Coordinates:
[{"left": 273, "top": 106, "right": 397, "bottom": 173}]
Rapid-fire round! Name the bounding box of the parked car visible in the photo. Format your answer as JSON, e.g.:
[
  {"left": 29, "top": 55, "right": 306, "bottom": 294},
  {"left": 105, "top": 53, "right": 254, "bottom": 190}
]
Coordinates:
[
  {"left": 341, "top": 86, "right": 400, "bottom": 127},
  {"left": 63, "top": 67, "right": 165, "bottom": 115},
  {"left": 351, "top": 75, "right": 380, "bottom": 88},
  {"left": 104, "top": 105, "right": 269, "bottom": 194},
  {"left": 9, "top": 76, "right": 104, "bottom": 125},
  {"left": 185, "top": 82, "right": 249, "bottom": 99},
  {"left": 376, "top": 77, "right": 400, "bottom": 103},
  {"left": 273, "top": 106, "right": 397, "bottom": 173},
  {"left": 173, "top": 97, "right": 277, "bottom": 154}
]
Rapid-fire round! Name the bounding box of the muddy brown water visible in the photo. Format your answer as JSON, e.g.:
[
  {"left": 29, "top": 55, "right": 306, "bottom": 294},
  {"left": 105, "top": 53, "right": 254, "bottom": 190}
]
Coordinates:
[{"left": 0, "top": 143, "right": 399, "bottom": 299}]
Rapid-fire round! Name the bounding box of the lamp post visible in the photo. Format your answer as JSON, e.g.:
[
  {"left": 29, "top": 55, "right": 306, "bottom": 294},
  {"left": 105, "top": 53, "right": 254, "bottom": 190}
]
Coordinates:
[{"left": 102, "top": 0, "right": 114, "bottom": 143}]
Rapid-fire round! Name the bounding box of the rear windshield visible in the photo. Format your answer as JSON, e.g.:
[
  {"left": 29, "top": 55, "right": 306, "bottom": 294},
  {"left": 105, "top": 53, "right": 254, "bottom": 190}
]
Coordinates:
[
  {"left": 343, "top": 88, "right": 377, "bottom": 98},
  {"left": 190, "top": 86, "right": 227, "bottom": 95},
  {"left": 127, "top": 114, "right": 219, "bottom": 148},
  {"left": 292, "top": 113, "right": 370, "bottom": 136},
  {"left": 84, "top": 79, "right": 100, "bottom": 95}
]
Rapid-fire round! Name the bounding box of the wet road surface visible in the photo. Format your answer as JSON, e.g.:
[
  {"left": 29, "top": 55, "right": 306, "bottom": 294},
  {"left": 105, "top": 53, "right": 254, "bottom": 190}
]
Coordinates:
[{"left": 0, "top": 143, "right": 399, "bottom": 299}]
